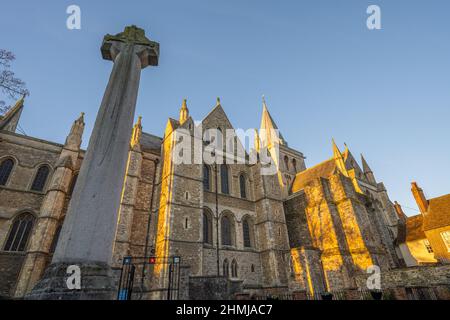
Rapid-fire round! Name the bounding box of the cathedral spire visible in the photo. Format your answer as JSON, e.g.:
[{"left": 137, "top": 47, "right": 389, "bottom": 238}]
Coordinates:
[
  {"left": 332, "top": 139, "right": 348, "bottom": 177},
  {"left": 254, "top": 128, "right": 261, "bottom": 153},
  {"left": 64, "top": 112, "right": 85, "bottom": 150},
  {"left": 361, "top": 154, "right": 376, "bottom": 184},
  {"left": 130, "top": 116, "right": 143, "bottom": 150},
  {"left": 0, "top": 94, "right": 26, "bottom": 132},
  {"left": 259, "top": 96, "right": 286, "bottom": 148},
  {"left": 179, "top": 99, "right": 189, "bottom": 125}
]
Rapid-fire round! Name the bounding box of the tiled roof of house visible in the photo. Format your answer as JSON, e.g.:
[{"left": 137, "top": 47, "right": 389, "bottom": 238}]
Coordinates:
[
  {"left": 424, "top": 194, "right": 450, "bottom": 231},
  {"left": 406, "top": 214, "right": 426, "bottom": 241}
]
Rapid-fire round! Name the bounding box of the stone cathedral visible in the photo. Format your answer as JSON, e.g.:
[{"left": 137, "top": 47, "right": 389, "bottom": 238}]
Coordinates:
[{"left": 0, "top": 95, "right": 448, "bottom": 300}]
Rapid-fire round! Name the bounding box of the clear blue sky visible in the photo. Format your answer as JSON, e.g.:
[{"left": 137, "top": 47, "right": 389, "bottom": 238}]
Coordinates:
[{"left": 1, "top": 0, "right": 450, "bottom": 215}]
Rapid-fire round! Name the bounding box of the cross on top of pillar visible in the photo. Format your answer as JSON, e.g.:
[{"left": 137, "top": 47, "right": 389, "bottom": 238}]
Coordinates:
[{"left": 101, "top": 25, "right": 159, "bottom": 68}]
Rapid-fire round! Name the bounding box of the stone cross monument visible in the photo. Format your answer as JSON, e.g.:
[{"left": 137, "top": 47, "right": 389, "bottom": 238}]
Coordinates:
[{"left": 28, "top": 26, "right": 159, "bottom": 300}]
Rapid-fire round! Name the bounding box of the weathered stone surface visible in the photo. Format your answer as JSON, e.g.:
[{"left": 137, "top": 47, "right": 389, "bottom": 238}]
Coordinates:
[{"left": 25, "top": 261, "right": 115, "bottom": 300}]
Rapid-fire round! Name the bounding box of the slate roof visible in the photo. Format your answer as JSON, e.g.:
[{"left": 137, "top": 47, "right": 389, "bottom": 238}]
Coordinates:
[
  {"left": 291, "top": 158, "right": 336, "bottom": 193},
  {"left": 141, "top": 132, "right": 162, "bottom": 152}
]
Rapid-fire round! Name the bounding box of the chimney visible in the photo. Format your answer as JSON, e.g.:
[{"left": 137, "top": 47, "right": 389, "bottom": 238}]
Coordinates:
[{"left": 411, "top": 182, "right": 429, "bottom": 214}]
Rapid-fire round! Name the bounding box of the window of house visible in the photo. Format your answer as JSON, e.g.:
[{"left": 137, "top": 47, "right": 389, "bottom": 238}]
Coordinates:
[
  {"left": 441, "top": 231, "right": 450, "bottom": 252},
  {"left": 423, "top": 239, "right": 434, "bottom": 254},
  {"left": 31, "top": 165, "right": 50, "bottom": 192},
  {"left": 0, "top": 158, "right": 14, "bottom": 186},
  {"left": 3, "top": 213, "right": 35, "bottom": 252}
]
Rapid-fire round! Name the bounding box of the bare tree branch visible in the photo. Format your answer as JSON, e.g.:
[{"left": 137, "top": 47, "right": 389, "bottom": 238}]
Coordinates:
[{"left": 0, "top": 49, "right": 29, "bottom": 115}]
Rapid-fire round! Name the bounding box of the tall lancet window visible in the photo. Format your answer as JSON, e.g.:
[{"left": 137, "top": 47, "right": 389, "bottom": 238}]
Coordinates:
[
  {"left": 220, "top": 164, "right": 229, "bottom": 195},
  {"left": 203, "top": 165, "right": 210, "bottom": 191},
  {"left": 239, "top": 174, "right": 246, "bottom": 199},
  {"left": 0, "top": 158, "right": 14, "bottom": 186},
  {"left": 4, "top": 213, "right": 35, "bottom": 252},
  {"left": 221, "top": 215, "right": 232, "bottom": 246},
  {"left": 31, "top": 165, "right": 50, "bottom": 192}
]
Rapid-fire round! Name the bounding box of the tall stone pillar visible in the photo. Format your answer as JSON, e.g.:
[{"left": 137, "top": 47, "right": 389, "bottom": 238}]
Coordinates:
[
  {"left": 14, "top": 113, "right": 85, "bottom": 297},
  {"left": 28, "top": 26, "right": 159, "bottom": 300}
]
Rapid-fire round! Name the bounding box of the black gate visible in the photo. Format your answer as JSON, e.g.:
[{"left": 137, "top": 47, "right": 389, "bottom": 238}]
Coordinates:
[{"left": 117, "top": 256, "right": 181, "bottom": 300}]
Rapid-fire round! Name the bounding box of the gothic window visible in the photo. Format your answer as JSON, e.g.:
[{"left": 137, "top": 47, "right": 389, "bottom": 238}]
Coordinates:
[
  {"left": 203, "top": 210, "right": 213, "bottom": 245},
  {"left": 239, "top": 174, "right": 247, "bottom": 199},
  {"left": 231, "top": 259, "right": 238, "bottom": 278},
  {"left": 242, "top": 218, "right": 252, "bottom": 248},
  {"left": 31, "top": 165, "right": 50, "bottom": 192},
  {"left": 3, "top": 213, "right": 35, "bottom": 252},
  {"left": 221, "top": 215, "right": 232, "bottom": 246},
  {"left": 223, "top": 259, "right": 229, "bottom": 278},
  {"left": 284, "top": 155, "right": 289, "bottom": 171},
  {"left": 292, "top": 158, "right": 297, "bottom": 172},
  {"left": 0, "top": 158, "right": 14, "bottom": 186},
  {"left": 220, "top": 164, "right": 229, "bottom": 195},
  {"left": 203, "top": 165, "right": 210, "bottom": 191},
  {"left": 50, "top": 224, "right": 62, "bottom": 254}
]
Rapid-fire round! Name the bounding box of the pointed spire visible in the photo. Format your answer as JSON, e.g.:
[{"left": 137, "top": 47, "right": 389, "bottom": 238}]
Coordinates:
[
  {"left": 77, "top": 112, "right": 85, "bottom": 124},
  {"left": 254, "top": 129, "right": 261, "bottom": 153},
  {"left": 259, "top": 96, "right": 286, "bottom": 148},
  {"left": 179, "top": 99, "right": 189, "bottom": 125},
  {"left": 131, "top": 116, "right": 143, "bottom": 149},
  {"left": 361, "top": 154, "right": 377, "bottom": 184},
  {"left": 343, "top": 143, "right": 350, "bottom": 161},
  {"left": 0, "top": 95, "right": 26, "bottom": 132},
  {"left": 65, "top": 112, "right": 86, "bottom": 150},
  {"left": 361, "top": 154, "right": 373, "bottom": 174},
  {"left": 332, "top": 139, "right": 348, "bottom": 176},
  {"left": 216, "top": 97, "right": 221, "bottom": 107}
]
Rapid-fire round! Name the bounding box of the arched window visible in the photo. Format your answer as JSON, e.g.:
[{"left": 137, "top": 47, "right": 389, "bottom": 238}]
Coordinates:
[
  {"left": 203, "top": 165, "right": 210, "bottom": 191},
  {"left": 223, "top": 259, "right": 229, "bottom": 278},
  {"left": 243, "top": 218, "right": 252, "bottom": 248},
  {"left": 239, "top": 174, "right": 246, "bottom": 199},
  {"left": 203, "top": 210, "right": 213, "bottom": 245},
  {"left": 31, "top": 165, "right": 50, "bottom": 192},
  {"left": 220, "top": 164, "right": 229, "bottom": 194},
  {"left": 292, "top": 158, "right": 297, "bottom": 172},
  {"left": 221, "top": 215, "right": 232, "bottom": 246},
  {"left": 3, "top": 213, "right": 35, "bottom": 252},
  {"left": 284, "top": 155, "right": 289, "bottom": 171},
  {"left": 50, "top": 224, "right": 62, "bottom": 254},
  {"left": 0, "top": 158, "right": 14, "bottom": 186},
  {"left": 231, "top": 259, "right": 238, "bottom": 278}
]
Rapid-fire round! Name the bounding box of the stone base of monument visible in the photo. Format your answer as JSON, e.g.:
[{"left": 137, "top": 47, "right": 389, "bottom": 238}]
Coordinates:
[{"left": 26, "top": 261, "right": 117, "bottom": 300}]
